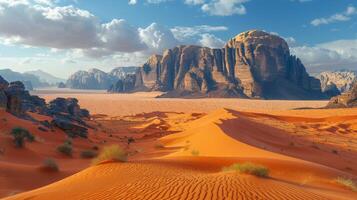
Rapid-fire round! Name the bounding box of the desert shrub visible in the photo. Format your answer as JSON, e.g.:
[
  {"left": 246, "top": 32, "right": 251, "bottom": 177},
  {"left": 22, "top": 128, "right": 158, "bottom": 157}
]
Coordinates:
[
  {"left": 335, "top": 177, "right": 357, "bottom": 191},
  {"left": 81, "top": 150, "right": 97, "bottom": 159},
  {"left": 191, "top": 150, "right": 200, "bottom": 156},
  {"left": 91, "top": 145, "right": 127, "bottom": 166},
  {"left": 57, "top": 142, "right": 73, "bottom": 156},
  {"left": 154, "top": 143, "right": 164, "bottom": 149},
  {"left": 11, "top": 127, "right": 34, "bottom": 148},
  {"left": 42, "top": 158, "right": 59, "bottom": 172},
  {"left": 222, "top": 162, "right": 269, "bottom": 178}
]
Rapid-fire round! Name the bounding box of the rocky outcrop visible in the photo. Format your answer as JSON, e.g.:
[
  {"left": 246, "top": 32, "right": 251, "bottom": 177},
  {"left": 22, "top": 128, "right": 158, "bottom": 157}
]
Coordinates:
[
  {"left": 0, "top": 76, "right": 8, "bottom": 110},
  {"left": 57, "top": 82, "right": 66, "bottom": 88},
  {"left": 0, "top": 75, "right": 90, "bottom": 137},
  {"left": 67, "top": 67, "right": 138, "bottom": 90},
  {"left": 317, "top": 71, "right": 357, "bottom": 94},
  {"left": 109, "top": 67, "right": 139, "bottom": 80},
  {"left": 108, "top": 74, "right": 136, "bottom": 93},
  {"left": 327, "top": 82, "right": 357, "bottom": 108},
  {"left": 124, "top": 30, "right": 324, "bottom": 99},
  {"left": 66, "top": 68, "right": 116, "bottom": 90}
]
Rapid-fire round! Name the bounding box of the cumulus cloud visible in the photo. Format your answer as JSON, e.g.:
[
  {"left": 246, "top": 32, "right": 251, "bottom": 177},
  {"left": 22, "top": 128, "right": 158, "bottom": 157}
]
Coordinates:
[
  {"left": 291, "top": 39, "right": 357, "bottom": 72},
  {"left": 0, "top": 2, "right": 101, "bottom": 49},
  {"left": 311, "top": 5, "right": 357, "bottom": 26},
  {"left": 199, "top": 33, "right": 225, "bottom": 48},
  {"left": 139, "top": 23, "right": 179, "bottom": 53},
  {"left": 201, "top": 0, "right": 249, "bottom": 16},
  {"left": 171, "top": 25, "right": 227, "bottom": 41}
]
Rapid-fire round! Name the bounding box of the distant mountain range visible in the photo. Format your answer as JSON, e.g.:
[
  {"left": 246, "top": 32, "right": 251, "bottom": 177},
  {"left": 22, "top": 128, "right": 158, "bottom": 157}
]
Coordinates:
[
  {"left": 0, "top": 69, "right": 45, "bottom": 90},
  {"left": 66, "top": 67, "right": 138, "bottom": 90},
  {"left": 25, "top": 70, "right": 66, "bottom": 85}
]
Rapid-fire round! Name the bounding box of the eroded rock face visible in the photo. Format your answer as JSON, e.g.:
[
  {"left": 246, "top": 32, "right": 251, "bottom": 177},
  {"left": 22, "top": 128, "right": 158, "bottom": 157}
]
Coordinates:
[
  {"left": 130, "top": 30, "right": 324, "bottom": 99},
  {"left": 66, "top": 67, "right": 138, "bottom": 90},
  {"left": 108, "top": 74, "right": 136, "bottom": 93},
  {"left": 317, "top": 71, "right": 357, "bottom": 94},
  {"left": 327, "top": 83, "right": 357, "bottom": 108}
]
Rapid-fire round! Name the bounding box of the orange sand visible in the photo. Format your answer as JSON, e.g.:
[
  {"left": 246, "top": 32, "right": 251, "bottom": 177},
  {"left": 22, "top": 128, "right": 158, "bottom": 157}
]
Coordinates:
[
  {"left": 3, "top": 104, "right": 357, "bottom": 199},
  {"left": 36, "top": 92, "right": 328, "bottom": 116}
]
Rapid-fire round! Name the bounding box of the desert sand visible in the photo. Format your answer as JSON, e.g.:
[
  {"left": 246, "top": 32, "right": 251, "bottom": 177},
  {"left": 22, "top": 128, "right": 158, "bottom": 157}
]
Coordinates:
[
  {"left": 34, "top": 90, "right": 328, "bottom": 117},
  {"left": 2, "top": 92, "right": 357, "bottom": 200}
]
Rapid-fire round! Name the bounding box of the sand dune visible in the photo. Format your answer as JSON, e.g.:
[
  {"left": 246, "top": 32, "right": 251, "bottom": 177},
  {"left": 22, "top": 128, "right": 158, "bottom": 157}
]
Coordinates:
[{"left": 4, "top": 107, "right": 357, "bottom": 200}]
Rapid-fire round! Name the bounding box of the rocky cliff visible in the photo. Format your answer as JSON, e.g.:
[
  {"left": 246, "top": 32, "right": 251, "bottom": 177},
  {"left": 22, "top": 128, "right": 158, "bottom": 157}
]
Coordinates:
[
  {"left": 317, "top": 70, "right": 356, "bottom": 94},
  {"left": 126, "top": 30, "right": 324, "bottom": 99},
  {"left": 67, "top": 67, "right": 138, "bottom": 90},
  {"left": 327, "top": 82, "right": 357, "bottom": 108}
]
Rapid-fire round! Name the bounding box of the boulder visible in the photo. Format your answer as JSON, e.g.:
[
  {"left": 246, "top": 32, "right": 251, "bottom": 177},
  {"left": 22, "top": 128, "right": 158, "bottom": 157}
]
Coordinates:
[{"left": 51, "top": 117, "right": 88, "bottom": 138}]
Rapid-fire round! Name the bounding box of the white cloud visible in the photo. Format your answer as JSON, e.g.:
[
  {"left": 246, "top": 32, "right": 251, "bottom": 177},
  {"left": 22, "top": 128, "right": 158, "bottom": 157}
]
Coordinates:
[
  {"left": 311, "top": 6, "right": 357, "bottom": 26},
  {"left": 291, "top": 39, "right": 357, "bottom": 72},
  {"left": 201, "top": 0, "right": 249, "bottom": 16},
  {"left": 171, "top": 25, "right": 227, "bottom": 42},
  {"left": 139, "top": 23, "right": 178, "bottom": 53},
  {"left": 199, "top": 33, "right": 225, "bottom": 48},
  {"left": 101, "top": 19, "right": 147, "bottom": 52},
  {"left": 128, "top": 0, "right": 137, "bottom": 5},
  {"left": 0, "top": 2, "right": 101, "bottom": 49},
  {"left": 184, "top": 0, "right": 205, "bottom": 5}
]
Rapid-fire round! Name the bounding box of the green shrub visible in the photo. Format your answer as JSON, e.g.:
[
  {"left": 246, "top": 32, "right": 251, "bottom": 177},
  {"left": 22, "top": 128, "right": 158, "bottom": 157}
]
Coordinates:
[
  {"left": 81, "top": 150, "right": 97, "bottom": 159},
  {"left": 10, "top": 127, "right": 34, "bottom": 148},
  {"left": 57, "top": 142, "right": 72, "bottom": 156},
  {"left": 42, "top": 158, "right": 59, "bottom": 172},
  {"left": 91, "top": 145, "right": 127, "bottom": 165},
  {"left": 335, "top": 177, "right": 357, "bottom": 191},
  {"left": 191, "top": 150, "right": 200, "bottom": 156},
  {"left": 222, "top": 162, "right": 269, "bottom": 178}
]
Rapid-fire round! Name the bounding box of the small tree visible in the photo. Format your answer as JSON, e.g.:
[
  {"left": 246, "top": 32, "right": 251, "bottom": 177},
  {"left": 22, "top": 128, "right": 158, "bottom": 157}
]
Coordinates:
[{"left": 11, "top": 127, "right": 34, "bottom": 148}]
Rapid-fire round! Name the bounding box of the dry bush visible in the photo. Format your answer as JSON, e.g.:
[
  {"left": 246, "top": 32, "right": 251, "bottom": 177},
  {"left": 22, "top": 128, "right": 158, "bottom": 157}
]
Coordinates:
[
  {"left": 222, "top": 162, "right": 269, "bottom": 178},
  {"left": 91, "top": 145, "right": 127, "bottom": 166}
]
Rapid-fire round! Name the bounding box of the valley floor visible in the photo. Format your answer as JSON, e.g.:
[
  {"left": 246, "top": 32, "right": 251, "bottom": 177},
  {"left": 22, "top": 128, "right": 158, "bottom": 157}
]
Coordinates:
[{"left": 1, "top": 92, "right": 357, "bottom": 199}]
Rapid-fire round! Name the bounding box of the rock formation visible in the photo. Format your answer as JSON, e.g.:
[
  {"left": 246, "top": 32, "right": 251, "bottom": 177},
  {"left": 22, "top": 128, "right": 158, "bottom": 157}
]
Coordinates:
[
  {"left": 116, "top": 30, "right": 324, "bottom": 99},
  {"left": 67, "top": 67, "right": 138, "bottom": 90},
  {"left": 108, "top": 74, "right": 136, "bottom": 93},
  {"left": 0, "top": 75, "right": 90, "bottom": 137},
  {"left": 327, "top": 82, "right": 357, "bottom": 108},
  {"left": 109, "top": 67, "right": 139, "bottom": 80},
  {"left": 317, "top": 70, "right": 357, "bottom": 94}
]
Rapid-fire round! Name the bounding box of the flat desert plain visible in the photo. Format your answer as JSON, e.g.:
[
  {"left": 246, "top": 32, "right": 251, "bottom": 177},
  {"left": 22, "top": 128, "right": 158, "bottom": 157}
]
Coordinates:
[{"left": 1, "top": 90, "right": 357, "bottom": 200}]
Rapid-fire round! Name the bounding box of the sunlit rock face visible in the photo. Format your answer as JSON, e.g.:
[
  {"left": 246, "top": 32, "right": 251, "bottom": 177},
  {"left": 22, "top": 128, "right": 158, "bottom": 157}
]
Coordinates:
[{"left": 125, "top": 30, "right": 325, "bottom": 99}]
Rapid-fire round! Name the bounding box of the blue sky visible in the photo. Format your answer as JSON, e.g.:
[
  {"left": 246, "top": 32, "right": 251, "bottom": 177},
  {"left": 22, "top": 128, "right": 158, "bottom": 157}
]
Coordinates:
[{"left": 0, "top": 0, "right": 356, "bottom": 78}]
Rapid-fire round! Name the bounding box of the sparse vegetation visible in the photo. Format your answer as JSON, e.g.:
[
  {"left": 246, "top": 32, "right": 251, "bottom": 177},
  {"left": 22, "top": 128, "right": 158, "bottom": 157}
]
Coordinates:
[
  {"left": 154, "top": 143, "right": 164, "bottom": 149},
  {"left": 335, "top": 177, "right": 357, "bottom": 191},
  {"left": 57, "top": 141, "right": 73, "bottom": 156},
  {"left": 81, "top": 150, "right": 97, "bottom": 159},
  {"left": 10, "top": 127, "right": 35, "bottom": 148},
  {"left": 42, "top": 158, "right": 59, "bottom": 172},
  {"left": 191, "top": 149, "right": 200, "bottom": 156},
  {"left": 222, "top": 162, "right": 270, "bottom": 178},
  {"left": 91, "top": 145, "right": 127, "bottom": 165}
]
